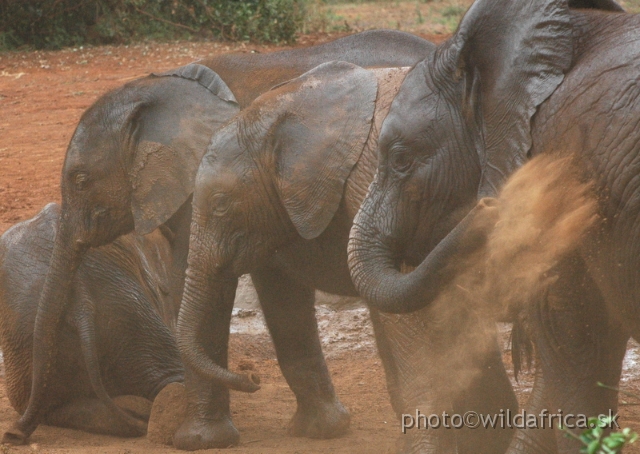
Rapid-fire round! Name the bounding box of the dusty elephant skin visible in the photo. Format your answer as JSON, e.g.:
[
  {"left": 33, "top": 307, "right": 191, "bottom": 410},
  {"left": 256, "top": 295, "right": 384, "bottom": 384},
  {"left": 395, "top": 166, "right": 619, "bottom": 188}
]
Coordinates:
[
  {"left": 1, "top": 30, "right": 434, "bottom": 446},
  {"left": 0, "top": 203, "right": 183, "bottom": 438},
  {"left": 175, "top": 60, "right": 517, "bottom": 453},
  {"left": 347, "top": 0, "right": 639, "bottom": 453}
]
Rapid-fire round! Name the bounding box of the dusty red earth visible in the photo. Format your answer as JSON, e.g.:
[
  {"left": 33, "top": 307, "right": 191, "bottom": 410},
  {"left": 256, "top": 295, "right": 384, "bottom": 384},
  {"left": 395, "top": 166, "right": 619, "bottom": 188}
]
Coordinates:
[{"left": 1, "top": 32, "right": 640, "bottom": 453}]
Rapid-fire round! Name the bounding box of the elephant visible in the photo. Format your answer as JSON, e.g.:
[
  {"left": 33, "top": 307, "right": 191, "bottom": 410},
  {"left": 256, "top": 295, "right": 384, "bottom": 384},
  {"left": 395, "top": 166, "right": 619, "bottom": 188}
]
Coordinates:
[
  {"left": 0, "top": 203, "right": 183, "bottom": 437},
  {"left": 175, "top": 60, "right": 518, "bottom": 453},
  {"left": 2, "top": 30, "right": 435, "bottom": 445},
  {"left": 346, "top": 0, "right": 637, "bottom": 452}
]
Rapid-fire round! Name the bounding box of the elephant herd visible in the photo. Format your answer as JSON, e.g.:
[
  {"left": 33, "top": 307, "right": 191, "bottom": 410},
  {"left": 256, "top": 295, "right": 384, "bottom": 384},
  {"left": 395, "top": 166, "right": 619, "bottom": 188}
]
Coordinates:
[{"left": 0, "top": 0, "right": 638, "bottom": 452}]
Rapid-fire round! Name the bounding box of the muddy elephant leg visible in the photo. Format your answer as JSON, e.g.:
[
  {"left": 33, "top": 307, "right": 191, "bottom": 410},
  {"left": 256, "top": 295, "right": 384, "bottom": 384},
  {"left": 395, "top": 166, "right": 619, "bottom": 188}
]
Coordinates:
[
  {"left": 545, "top": 317, "right": 626, "bottom": 454},
  {"left": 369, "top": 307, "right": 404, "bottom": 416},
  {"left": 173, "top": 282, "right": 239, "bottom": 450},
  {"left": 517, "top": 256, "right": 628, "bottom": 454},
  {"left": 251, "top": 267, "right": 350, "bottom": 439},
  {"left": 44, "top": 395, "right": 152, "bottom": 437},
  {"left": 453, "top": 334, "right": 518, "bottom": 454},
  {"left": 507, "top": 365, "right": 557, "bottom": 453},
  {"left": 376, "top": 302, "right": 516, "bottom": 454}
]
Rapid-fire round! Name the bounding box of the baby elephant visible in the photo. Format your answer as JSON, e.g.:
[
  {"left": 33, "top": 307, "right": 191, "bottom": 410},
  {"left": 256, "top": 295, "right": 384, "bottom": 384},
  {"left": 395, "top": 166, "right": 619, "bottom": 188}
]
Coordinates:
[{"left": 0, "top": 203, "right": 183, "bottom": 438}]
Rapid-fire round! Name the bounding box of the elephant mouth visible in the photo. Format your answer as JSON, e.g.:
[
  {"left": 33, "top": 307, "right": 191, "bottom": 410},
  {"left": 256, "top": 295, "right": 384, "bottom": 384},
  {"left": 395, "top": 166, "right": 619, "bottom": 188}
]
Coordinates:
[
  {"left": 399, "top": 239, "right": 432, "bottom": 269},
  {"left": 400, "top": 205, "right": 474, "bottom": 270},
  {"left": 400, "top": 261, "right": 417, "bottom": 274}
]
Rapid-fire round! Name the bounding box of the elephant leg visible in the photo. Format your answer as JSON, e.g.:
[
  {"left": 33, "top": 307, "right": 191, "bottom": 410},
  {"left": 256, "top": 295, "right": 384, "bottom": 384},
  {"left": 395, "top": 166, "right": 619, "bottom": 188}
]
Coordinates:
[
  {"left": 452, "top": 333, "right": 518, "bottom": 454},
  {"left": 507, "top": 363, "right": 557, "bottom": 453},
  {"left": 547, "top": 318, "right": 626, "bottom": 454},
  {"left": 375, "top": 303, "right": 516, "bottom": 454},
  {"left": 43, "top": 395, "right": 151, "bottom": 437},
  {"left": 251, "top": 267, "right": 350, "bottom": 439},
  {"left": 524, "top": 256, "right": 628, "bottom": 453},
  {"left": 173, "top": 281, "right": 239, "bottom": 450},
  {"left": 369, "top": 307, "right": 404, "bottom": 416}
]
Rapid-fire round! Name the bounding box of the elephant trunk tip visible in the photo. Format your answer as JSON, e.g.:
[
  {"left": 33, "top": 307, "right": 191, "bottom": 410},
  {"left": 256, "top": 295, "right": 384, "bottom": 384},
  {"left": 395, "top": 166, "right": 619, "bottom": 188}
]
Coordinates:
[
  {"left": 248, "top": 372, "right": 260, "bottom": 386},
  {"left": 236, "top": 372, "right": 261, "bottom": 393}
]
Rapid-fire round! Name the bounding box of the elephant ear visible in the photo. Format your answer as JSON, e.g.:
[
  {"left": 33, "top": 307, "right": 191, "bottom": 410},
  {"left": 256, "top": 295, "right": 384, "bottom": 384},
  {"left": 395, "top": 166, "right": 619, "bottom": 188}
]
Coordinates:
[
  {"left": 442, "top": 0, "right": 573, "bottom": 197},
  {"left": 129, "top": 64, "right": 240, "bottom": 235},
  {"left": 262, "top": 61, "right": 377, "bottom": 240}
]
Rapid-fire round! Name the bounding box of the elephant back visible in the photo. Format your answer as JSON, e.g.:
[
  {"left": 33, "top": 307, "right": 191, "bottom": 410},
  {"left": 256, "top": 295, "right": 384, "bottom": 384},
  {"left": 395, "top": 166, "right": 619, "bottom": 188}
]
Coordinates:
[
  {"left": 0, "top": 204, "right": 59, "bottom": 330},
  {"left": 81, "top": 228, "right": 178, "bottom": 333},
  {"left": 0, "top": 204, "right": 59, "bottom": 412}
]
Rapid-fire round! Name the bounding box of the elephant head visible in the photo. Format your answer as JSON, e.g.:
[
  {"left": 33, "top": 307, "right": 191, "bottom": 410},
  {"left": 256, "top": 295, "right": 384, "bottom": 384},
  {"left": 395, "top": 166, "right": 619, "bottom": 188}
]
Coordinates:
[
  {"left": 347, "top": 0, "right": 580, "bottom": 314},
  {"left": 177, "top": 61, "right": 378, "bottom": 391},
  {"left": 4, "top": 64, "right": 239, "bottom": 443}
]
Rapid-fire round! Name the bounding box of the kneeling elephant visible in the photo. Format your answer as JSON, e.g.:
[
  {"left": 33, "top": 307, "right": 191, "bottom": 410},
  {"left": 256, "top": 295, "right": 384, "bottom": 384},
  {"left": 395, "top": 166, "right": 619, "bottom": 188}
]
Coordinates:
[{"left": 0, "top": 203, "right": 184, "bottom": 438}]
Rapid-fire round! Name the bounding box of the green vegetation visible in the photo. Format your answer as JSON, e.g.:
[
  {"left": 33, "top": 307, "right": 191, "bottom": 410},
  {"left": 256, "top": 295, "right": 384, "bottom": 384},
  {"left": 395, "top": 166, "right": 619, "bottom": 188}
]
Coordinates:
[
  {"left": 558, "top": 382, "right": 640, "bottom": 454},
  {"left": 302, "top": 3, "right": 350, "bottom": 33},
  {"left": 620, "top": 0, "right": 640, "bottom": 13},
  {"left": 0, "top": 0, "right": 477, "bottom": 51},
  {"left": 562, "top": 416, "right": 638, "bottom": 454},
  {"left": 3, "top": 0, "right": 637, "bottom": 53},
  {"left": 0, "top": 0, "right": 306, "bottom": 50},
  {"left": 432, "top": 2, "right": 465, "bottom": 31},
  {"left": 306, "top": 0, "right": 472, "bottom": 35}
]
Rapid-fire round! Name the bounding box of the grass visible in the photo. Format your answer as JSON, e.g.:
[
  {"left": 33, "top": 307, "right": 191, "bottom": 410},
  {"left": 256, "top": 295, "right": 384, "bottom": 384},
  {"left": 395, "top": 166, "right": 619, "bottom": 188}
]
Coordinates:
[
  {"left": 620, "top": 0, "right": 640, "bottom": 12},
  {"left": 306, "top": 0, "right": 640, "bottom": 36},
  {"left": 304, "top": 0, "right": 473, "bottom": 35}
]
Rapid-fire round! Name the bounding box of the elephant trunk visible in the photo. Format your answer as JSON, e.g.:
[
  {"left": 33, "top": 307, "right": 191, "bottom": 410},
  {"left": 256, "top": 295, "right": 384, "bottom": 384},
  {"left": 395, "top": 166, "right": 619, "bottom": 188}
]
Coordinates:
[
  {"left": 348, "top": 189, "right": 494, "bottom": 314},
  {"left": 4, "top": 214, "right": 86, "bottom": 443},
  {"left": 177, "top": 261, "right": 260, "bottom": 393},
  {"left": 75, "top": 289, "right": 148, "bottom": 436}
]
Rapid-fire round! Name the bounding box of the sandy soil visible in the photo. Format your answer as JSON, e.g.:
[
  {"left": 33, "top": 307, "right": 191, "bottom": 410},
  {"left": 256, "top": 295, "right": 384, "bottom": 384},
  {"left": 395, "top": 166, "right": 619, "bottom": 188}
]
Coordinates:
[{"left": 1, "top": 33, "right": 640, "bottom": 453}]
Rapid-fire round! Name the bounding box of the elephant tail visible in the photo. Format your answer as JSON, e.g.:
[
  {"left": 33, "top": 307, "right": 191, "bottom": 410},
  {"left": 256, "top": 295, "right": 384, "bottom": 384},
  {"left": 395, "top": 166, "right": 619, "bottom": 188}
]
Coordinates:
[
  {"left": 510, "top": 317, "right": 534, "bottom": 382},
  {"left": 74, "top": 286, "right": 148, "bottom": 436}
]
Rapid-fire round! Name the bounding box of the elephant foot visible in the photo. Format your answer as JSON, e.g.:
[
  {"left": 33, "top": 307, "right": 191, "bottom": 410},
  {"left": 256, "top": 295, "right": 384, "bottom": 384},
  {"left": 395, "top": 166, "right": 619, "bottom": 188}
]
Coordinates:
[
  {"left": 173, "top": 413, "right": 239, "bottom": 450},
  {"left": 2, "top": 424, "right": 29, "bottom": 445},
  {"left": 147, "top": 382, "right": 187, "bottom": 446},
  {"left": 288, "top": 400, "right": 350, "bottom": 439}
]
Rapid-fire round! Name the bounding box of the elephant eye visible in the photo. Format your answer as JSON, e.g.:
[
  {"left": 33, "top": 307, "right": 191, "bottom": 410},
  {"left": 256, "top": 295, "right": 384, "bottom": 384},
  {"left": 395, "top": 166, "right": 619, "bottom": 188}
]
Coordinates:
[
  {"left": 389, "top": 149, "right": 413, "bottom": 174},
  {"left": 210, "top": 193, "right": 232, "bottom": 216},
  {"left": 74, "top": 172, "right": 89, "bottom": 191}
]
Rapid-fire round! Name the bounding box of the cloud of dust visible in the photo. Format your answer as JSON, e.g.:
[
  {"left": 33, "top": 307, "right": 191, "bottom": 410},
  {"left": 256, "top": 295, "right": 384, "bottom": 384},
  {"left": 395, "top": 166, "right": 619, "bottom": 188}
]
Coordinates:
[
  {"left": 379, "top": 153, "right": 599, "bottom": 411},
  {"left": 480, "top": 153, "right": 598, "bottom": 318}
]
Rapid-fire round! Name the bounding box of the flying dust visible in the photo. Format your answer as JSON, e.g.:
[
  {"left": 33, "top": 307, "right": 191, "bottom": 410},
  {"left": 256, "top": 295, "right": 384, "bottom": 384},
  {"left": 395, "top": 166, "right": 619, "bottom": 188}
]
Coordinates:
[
  {"left": 376, "top": 153, "right": 599, "bottom": 413},
  {"left": 479, "top": 153, "right": 598, "bottom": 319}
]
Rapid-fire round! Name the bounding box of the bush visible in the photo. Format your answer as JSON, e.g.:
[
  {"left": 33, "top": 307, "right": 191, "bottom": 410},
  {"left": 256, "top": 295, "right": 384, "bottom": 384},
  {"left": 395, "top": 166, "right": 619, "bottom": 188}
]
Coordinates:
[{"left": 0, "top": 0, "right": 306, "bottom": 50}]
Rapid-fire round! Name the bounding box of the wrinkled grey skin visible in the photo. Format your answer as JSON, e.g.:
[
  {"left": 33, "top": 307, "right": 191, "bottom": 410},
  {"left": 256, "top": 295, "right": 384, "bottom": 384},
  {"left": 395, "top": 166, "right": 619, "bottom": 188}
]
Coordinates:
[
  {"left": 347, "top": 0, "right": 636, "bottom": 452},
  {"left": 178, "top": 61, "right": 517, "bottom": 453},
  {"left": 0, "top": 203, "right": 183, "bottom": 437},
  {"left": 2, "top": 30, "right": 435, "bottom": 445}
]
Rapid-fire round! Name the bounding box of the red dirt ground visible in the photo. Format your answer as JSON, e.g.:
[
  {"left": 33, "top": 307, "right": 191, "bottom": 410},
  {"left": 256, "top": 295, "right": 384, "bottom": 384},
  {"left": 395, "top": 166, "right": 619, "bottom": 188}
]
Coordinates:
[{"left": 1, "top": 33, "right": 640, "bottom": 453}]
